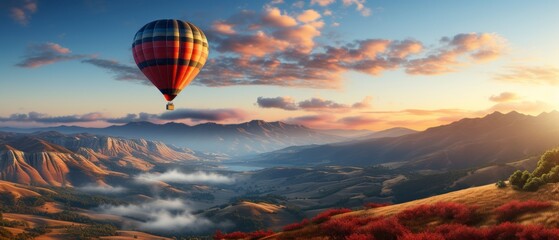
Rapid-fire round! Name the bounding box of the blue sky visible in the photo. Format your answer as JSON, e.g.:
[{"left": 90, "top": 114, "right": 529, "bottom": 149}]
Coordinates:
[{"left": 1, "top": 0, "right": 558, "bottom": 130}]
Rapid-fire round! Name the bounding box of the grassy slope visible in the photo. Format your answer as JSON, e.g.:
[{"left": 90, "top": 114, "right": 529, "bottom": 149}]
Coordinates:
[{"left": 269, "top": 182, "right": 559, "bottom": 239}]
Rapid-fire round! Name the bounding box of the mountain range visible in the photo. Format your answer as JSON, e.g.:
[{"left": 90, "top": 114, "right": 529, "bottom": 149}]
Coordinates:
[
  {"left": 0, "top": 131, "right": 197, "bottom": 186},
  {"left": 251, "top": 111, "right": 559, "bottom": 170},
  {"left": 0, "top": 120, "right": 417, "bottom": 156}
]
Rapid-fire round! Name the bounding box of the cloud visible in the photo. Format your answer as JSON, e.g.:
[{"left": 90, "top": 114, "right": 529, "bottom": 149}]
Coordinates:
[
  {"left": 81, "top": 58, "right": 149, "bottom": 84},
  {"left": 284, "top": 114, "right": 336, "bottom": 127},
  {"left": 342, "top": 0, "right": 371, "bottom": 16},
  {"left": 0, "top": 109, "right": 245, "bottom": 125},
  {"left": 256, "top": 96, "right": 372, "bottom": 112},
  {"left": 405, "top": 33, "right": 505, "bottom": 75},
  {"left": 489, "top": 92, "right": 519, "bottom": 103},
  {"left": 105, "top": 113, "right": 158, "bottom": 124},
  {"left": 100, "top": 199, "right": 212, "bottom": 233},
  {"left": 136, "top": 170, "right": 235, "bottom": 184},
  {"left": 261, "top": 7, "right": 298, "bottom": 28},
  {"left": 338, "top": 115, "right": 381, "bottom": 127},
  {"left": 212, "top": 21, "right": 236, "bottom": 35},
  {"left": 257, "top": 96, "right": 298, "bottom": 110},
  {"left": 311, "top": 0, "right": 336, "bottom": 6},
  {"left": 352, "top": 96, "right": 373, "bottom": 108},
  {"left": 494, "top": 66, "right": 559, "bottom": 85},
  {"left": 298, "top": 98, "right": 348, "bottom": 110},
  {"left": 214, "top": 31, "right": 291, "bottom": 57},
  {"left": 9, "top": 0, "right": 37, "bottom": 25},
  {"left": 159, "top": 108, "right": 247, "bottom": 122},
  {"left": 0, "top": 112, "right": 106, "bottom": 124},
  {"left": 297, "top": 9, "right": 321, "bottom": 23},
  {"left": 79, "top": 184, "right": 127, "bottom": 194},
  {"left": 487, "top": 101, "right": 551, "bottom": 114},
  {"left": 16, "top": 42, "right": 89, "bottom": 68}
]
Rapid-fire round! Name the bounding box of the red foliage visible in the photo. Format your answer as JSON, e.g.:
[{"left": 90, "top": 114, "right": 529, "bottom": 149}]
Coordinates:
[
  {"left": 282, "top": 218, "right": 310, "bottom": 231},
  {"left": 432, "top": 223, "right": 487, "bottom": 240},
  {"left": 246, "top": 230, "right": 274, "bottom": 239},
  {"left": 494, "top": 200, "right": 553, "bottom": 222},
  {"left": 213, "top": 230, "right": 247, "bottom": 239},
  {"left": 396, "top": 202, "right": 476, "bottom": 224},
  {"left": 400, "top": 232, "right": 445, "bottom": 240},
  {"left": 311, "top": 208, "right": 352, "bottom": 223},
  {"left": 363, "top": 217, "right": 410, "bottom": 240},
  {"left": 320, "top": 217, "right": 361, "bottom": 239},
  {"left": 213, "top": 230, "right": 273, "bottom": 240},
  {"left": 345, "top": 233, "right": 375, "bottom": 240},
  {"left": 364, "top": 202, "right": 392, "bottom": 209},
  {"left": 486, "top": 222, "right": 559, "bottom": 240}
]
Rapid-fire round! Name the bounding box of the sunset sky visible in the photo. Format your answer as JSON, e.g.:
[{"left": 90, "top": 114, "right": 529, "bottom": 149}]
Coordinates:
[{"left": 1, "top": 0, "right": 558, "bottom": 130}]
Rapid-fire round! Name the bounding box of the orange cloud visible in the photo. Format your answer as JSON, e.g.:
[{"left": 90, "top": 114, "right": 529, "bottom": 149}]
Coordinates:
[
  {"left": 495, "top": 66, "right": 559, "bottom": 85},
  {"left": 215, "top": 31, "right": 290, "bottom": 57},
  {"left": 297, "top": 9, "right": 321, "bottom": 23},
  {"left": 262, "top": 7, "right": 298, "bottom": 28},
  {"left": 274, "top": 24, "right": 321, "bottom": 53},
  {"left": 489, "top": 92, "right": 519, "bottom": 102},
  {"left": 342, "top": 0, "right": 371, "bottom": 16},
  {"left": 212, "top": 21, "right": 236, "bottom": 35},
  {"left": 406, "top": 33, "right": 505, "bottom": 75}
]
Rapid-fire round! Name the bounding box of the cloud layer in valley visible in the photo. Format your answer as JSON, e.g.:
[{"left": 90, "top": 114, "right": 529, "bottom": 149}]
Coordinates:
[
  {"left": 136, "top": 170, "right": 235, "bottom": 185},
  {"left": 100, "top": 199, "right": 213, "bottom": 233}
]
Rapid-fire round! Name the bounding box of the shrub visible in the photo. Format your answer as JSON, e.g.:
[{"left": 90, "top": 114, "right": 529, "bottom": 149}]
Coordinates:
[
  {"left": 364, "top": 202, "right": 392, "bottom": 209},
  {"left": 532, "top": 149, "right": 559, "bottom": 177},
  {"left": 363, "top": 217, "right": 410, "bottom": 240},
  {"left": 311, "top": 208, "right": 352, "bottom": 223},
  {"left": 494, "top": 200, "right": 553, "bottom": 222},
  {"left": 523, "top": 177, "right": 545, "bottom": 191},
  {"left": 509, "top": 170, "right": 525, "bottom": 189},
  {"left": 213, "top": 231, "right": 247, "bottom": 239},
  {"left": 432, "top": 223, "right": 486, "bottom": 240},
  {"left": 542, "top": 165, "right": 559, "bottom": 183},
  {"left": 320, "top": 217, "right": 361, "bottom": 239},
  {"left": 400, "top": 232, "right": 445, "bottom": 240},
  {"left": 345, "top": 233, "right": 374, "bottom": 240},
  {"left": 246, "top": 230, "right": 274, "bottom": 239},
  {"left": 396, "top": 202, "right": 476, "bottom": 225},
  {"left": 495, "top": 180, "right": 507, "bottom": 188},
  {"left": 282, "top": 218, "right": 309, "bottom": 231}
]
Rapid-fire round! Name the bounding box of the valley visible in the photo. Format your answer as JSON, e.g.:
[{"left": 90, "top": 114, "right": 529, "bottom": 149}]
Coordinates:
[{"left": 0, "top": 111, "right": 557, "bottom": 239}]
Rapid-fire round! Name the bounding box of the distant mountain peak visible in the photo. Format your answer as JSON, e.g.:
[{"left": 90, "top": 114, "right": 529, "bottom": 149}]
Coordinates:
[{"left": 123, "top": 121, "right": 156, "bottom": 126}]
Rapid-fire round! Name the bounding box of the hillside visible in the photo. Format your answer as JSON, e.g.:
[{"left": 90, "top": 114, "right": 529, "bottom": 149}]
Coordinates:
[
  {"left": 252, "top": 111, "right": 559, "bottom": 170},
  {"left": 243, "top": 183, "right": 559, "bottom": 240},
  {"left": 0, "top": 120, "right": 346, "bottom": 156},
  {"left": 0, "top": 131, "right": 199, "bottom": 187}
]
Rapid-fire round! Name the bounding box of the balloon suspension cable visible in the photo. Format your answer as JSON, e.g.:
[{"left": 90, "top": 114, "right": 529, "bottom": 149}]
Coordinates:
[{"left": 166, "top": 101, "right": 175, "bottom": 111}]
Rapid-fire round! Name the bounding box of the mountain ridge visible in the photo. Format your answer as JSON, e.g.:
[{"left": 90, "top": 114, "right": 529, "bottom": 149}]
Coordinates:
[{"left": 251, "top": 111, "right": 559, "bottom": 170}]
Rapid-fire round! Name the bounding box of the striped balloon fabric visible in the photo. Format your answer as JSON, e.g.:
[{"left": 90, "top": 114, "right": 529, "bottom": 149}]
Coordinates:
[{"left": 132, "top": 19, "right": 209, "bottom": 102}]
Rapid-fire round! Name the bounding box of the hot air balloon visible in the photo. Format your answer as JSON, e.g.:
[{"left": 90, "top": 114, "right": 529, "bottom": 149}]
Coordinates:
[{"left": 132, "top": 19, "right": 209, "bottom": 110}]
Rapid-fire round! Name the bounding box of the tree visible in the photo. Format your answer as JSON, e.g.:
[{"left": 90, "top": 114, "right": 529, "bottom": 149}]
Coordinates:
[
  {"left": 523, "top": 177, "right": 544, "bottom": 192},
  {"left": 495, "top": 180, "right": 506, "bottom": 188},
  {"left": 509, "top": 171, "right": 524, "bottom": 188},
  {"left": 533, "top": 149, "right": 559, "bottom": 177}
]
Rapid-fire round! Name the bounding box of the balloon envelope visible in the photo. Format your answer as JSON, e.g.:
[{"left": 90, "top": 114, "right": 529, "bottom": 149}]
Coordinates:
[{"left": 132, "top": 19, "right": 209, "bottom": 102}]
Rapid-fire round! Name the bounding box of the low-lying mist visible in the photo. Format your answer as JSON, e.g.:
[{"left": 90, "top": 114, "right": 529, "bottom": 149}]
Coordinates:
[
  {"left": 100, "top": 198, "right": 214, "bottom": 233},
  {"left": 135, "top": 169, "right": 235, "bottom": 184}
]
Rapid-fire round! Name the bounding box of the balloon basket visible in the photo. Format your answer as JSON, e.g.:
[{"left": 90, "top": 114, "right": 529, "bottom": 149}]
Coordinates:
[{"left": 166, "top": 102, "right": 175, "bottom": 111}]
